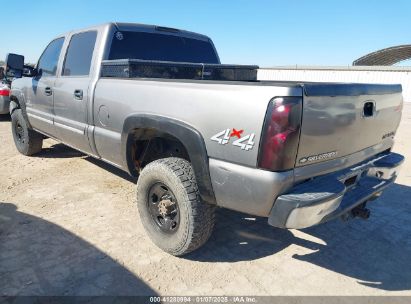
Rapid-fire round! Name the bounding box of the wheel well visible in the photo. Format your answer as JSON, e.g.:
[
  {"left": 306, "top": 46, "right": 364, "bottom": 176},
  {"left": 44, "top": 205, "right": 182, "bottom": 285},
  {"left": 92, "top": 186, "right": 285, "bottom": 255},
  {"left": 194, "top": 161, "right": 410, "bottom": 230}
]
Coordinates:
[
  {"left": 9, "top": 95, "right": 20, "bottom": 106},
  {"left": 128, "top": 128, "right": 190, "bottom": 174},
  {"left": 9, "top": 95, "right": 21, "bottom": 114},
  {"left": 122, "top": 115, "right": 216, "bottom": 205}
]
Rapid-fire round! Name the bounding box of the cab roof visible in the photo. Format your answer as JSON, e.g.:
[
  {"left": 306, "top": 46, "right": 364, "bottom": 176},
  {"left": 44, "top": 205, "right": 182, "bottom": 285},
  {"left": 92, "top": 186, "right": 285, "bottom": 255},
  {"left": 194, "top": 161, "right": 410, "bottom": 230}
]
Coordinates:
[{"left": 59, "top": 22, "right": 212, "bottom": 42}]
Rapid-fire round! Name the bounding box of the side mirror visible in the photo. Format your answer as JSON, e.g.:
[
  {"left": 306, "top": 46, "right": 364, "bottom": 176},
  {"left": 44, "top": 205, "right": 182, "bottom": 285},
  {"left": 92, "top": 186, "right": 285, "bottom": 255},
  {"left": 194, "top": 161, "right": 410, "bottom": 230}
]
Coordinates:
[
  {"left": 23, "top": 65, "right": 37, "bottom": 77},
  {"left": 5, "top": 53, "right": 25, "bottom": 78}
]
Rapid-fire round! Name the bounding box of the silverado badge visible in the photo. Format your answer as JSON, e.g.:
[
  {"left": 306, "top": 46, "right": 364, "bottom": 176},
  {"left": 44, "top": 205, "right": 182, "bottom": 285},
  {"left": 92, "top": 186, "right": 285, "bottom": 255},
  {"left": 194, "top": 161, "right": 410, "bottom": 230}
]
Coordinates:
[{"left": 299, "top": 151, "right": 338, "bottom": 164}]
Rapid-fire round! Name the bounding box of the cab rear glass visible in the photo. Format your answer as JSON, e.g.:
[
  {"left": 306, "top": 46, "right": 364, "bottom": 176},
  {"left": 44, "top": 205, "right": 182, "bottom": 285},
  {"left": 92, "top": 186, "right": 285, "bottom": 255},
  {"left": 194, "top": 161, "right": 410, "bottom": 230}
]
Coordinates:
[{"left": 108, "top": 31, "right": 219, "bottom": 64}]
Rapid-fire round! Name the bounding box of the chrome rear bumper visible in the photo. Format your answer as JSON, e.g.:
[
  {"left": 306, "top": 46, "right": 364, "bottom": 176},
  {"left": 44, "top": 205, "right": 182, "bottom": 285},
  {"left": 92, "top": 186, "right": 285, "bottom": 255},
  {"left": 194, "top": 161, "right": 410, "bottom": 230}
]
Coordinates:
[{"left": 268, "top": 152, "right": 404, "bottom": 229}]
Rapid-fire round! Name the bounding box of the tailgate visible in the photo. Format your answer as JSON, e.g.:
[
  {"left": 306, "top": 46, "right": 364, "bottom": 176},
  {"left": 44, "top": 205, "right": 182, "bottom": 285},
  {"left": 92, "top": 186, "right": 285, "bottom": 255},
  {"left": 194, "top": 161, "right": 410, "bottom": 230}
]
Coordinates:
[{"left": 296, "top": 83, "right": 403, "bottom": 167}]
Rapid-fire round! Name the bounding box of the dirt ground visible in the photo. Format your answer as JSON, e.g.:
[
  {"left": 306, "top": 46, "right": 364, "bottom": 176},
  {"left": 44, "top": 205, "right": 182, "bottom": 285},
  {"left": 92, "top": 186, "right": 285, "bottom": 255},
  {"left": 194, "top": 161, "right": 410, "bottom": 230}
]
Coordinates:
[{"left": 0, "top": 104, "right": 410, "bottom": 296}]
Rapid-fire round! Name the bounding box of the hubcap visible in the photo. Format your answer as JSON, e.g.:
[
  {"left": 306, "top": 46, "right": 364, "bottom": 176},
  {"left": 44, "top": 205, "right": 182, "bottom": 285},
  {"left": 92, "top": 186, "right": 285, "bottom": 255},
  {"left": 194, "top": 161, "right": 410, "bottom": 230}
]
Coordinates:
[{"left": 147, "top": 182, "right": 180, "bottom": 234}]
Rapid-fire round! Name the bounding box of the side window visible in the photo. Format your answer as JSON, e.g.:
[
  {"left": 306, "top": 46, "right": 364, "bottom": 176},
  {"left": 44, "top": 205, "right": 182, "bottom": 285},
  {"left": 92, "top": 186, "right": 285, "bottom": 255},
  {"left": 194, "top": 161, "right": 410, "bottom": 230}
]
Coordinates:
[
  {"left": 62, "top": 31, "right": 97, "bottom": 76},
  {"left": 37, "top": 38, "right": 64, "bottom": 77}
]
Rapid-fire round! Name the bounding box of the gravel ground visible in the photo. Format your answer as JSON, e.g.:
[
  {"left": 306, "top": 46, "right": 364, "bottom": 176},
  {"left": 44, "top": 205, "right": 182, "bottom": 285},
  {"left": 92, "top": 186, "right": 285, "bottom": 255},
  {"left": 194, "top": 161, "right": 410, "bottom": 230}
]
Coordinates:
[{"left": 0, "top": 104, "right": 410, "bottom": 296}]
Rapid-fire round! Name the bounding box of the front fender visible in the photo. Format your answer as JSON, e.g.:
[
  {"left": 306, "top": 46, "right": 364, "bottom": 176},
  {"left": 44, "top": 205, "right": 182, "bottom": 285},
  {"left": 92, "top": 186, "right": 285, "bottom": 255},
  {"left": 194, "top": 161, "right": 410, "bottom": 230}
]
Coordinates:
[{"left": 9, "top": 88, "right": 31, "bottom": 127}]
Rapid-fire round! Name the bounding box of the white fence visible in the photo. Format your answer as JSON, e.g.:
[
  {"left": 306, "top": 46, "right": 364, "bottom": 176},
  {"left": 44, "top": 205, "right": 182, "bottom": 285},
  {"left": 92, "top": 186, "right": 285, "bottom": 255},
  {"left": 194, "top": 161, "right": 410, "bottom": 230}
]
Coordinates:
[{"left": 258, "top": 66, "right": 411, "bottom": 102}]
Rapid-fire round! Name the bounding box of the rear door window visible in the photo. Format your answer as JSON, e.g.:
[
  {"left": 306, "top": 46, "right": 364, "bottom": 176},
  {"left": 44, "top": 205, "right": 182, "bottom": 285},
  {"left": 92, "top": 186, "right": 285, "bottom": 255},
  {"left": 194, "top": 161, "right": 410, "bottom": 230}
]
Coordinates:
[{"left": 62, "top": 31, "right": 97, "bottom": 76}]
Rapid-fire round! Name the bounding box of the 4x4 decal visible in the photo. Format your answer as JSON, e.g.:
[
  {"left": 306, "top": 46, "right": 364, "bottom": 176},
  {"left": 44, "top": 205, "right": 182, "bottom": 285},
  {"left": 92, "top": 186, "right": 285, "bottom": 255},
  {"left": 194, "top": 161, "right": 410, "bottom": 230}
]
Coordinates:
[{"left": 211, "top": 128, "right": 255, "bottom": 151}]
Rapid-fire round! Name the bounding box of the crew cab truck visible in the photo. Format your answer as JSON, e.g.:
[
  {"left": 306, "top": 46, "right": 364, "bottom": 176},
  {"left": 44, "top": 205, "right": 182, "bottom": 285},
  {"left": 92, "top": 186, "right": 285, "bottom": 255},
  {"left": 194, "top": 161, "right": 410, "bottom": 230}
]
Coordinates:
[{"left": 7, "top": 23, "right": 404, "bottom": 256}]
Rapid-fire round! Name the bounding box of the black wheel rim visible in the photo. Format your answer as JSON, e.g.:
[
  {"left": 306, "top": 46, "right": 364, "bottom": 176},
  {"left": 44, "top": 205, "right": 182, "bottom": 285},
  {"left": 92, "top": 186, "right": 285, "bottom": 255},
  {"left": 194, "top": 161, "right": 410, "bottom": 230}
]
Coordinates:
[
  {"left": 15, "top": 122, "right": 24, "bottom": 144},
  {"left": 147, "top": 182, "right": 180, "bottom": 234}
]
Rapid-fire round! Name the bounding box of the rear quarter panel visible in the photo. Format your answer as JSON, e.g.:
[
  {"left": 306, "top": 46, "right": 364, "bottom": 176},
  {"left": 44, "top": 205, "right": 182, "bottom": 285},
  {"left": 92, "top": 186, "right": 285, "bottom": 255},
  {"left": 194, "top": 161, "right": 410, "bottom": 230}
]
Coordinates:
[{"left": 93, "top": 79, "right": 302, "bottom": 168}]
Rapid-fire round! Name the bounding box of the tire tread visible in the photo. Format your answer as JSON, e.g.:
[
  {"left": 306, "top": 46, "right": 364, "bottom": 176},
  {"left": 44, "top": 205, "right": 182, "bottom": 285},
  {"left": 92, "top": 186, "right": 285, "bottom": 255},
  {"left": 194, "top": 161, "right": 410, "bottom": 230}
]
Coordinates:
[
  {"left": 11, "top": 109, "right": 43, "bottom": 156},
  {"left": 137, "top": 157, "right": 215, "bottom": 256}
]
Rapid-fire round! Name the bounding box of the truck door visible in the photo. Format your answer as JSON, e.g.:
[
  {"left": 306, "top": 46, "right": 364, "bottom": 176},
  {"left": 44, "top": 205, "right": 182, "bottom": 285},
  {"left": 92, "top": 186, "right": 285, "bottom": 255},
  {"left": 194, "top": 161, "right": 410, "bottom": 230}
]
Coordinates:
[
  {"left": 53, "top": 31, "right": 97, "bottom": 154},
  {"left": 26, "top": 37, "right": 64, "bottom": 136}
]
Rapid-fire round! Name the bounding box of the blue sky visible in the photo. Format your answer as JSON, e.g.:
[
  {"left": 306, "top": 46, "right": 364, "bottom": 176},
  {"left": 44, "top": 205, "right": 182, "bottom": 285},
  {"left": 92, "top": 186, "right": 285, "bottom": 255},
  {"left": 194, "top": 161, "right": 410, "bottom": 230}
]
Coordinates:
[{"left": 2, "top": 0, "right": 411, "bottom": 66}]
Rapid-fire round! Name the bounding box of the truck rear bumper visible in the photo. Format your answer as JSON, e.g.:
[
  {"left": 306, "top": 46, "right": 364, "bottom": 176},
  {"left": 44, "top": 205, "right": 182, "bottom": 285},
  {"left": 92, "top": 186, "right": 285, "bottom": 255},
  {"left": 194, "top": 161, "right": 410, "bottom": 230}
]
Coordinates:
[{"left": 268, "top": 152, "right": 404, "bottom": 229}]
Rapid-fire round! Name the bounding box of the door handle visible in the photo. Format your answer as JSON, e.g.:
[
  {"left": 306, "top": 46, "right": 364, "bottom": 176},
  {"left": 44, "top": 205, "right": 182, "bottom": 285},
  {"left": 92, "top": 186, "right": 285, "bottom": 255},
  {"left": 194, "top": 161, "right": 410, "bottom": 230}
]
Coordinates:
[
  {"left": 74, "top": 89, "right": 83, "bottom": 100},
  {"left": 44, "top": 87, "right": 52, "bottom": 96}
]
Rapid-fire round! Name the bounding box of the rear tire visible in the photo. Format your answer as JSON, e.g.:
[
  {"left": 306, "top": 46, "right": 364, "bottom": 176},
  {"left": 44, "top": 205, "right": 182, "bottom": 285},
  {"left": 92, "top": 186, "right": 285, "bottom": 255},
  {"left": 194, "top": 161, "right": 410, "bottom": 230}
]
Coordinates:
[
  {"left": 136, "top": 157, "right": 215, "bottom": 256},
  {"left": 11, "top": 109, "right": 43, "bottom": 156}
]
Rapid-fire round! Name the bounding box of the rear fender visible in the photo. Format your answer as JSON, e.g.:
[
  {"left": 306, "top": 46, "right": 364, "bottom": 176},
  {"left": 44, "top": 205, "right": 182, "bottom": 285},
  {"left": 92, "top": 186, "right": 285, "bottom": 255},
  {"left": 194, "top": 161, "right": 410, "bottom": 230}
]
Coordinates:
[{"left": 121, "top": 114, "right": 216, "bottom": 205}]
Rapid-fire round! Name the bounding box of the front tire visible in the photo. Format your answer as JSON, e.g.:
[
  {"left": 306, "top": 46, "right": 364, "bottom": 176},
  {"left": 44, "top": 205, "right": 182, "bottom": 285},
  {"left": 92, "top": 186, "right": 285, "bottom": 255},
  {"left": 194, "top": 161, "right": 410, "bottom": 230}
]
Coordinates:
[
  {"left": 11, "top": 109, "right": 43, "bottom": 156},
  {"left": 136, "top": 157, "right": 215, "bottom": 256}
]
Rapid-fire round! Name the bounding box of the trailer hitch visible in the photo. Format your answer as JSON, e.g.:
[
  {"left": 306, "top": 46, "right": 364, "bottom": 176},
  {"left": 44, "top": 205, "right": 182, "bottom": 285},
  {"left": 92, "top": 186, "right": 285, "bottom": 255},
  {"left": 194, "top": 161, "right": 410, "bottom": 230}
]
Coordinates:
[{"left": 351, "top": 203, "right": 370, "bottom": 220}]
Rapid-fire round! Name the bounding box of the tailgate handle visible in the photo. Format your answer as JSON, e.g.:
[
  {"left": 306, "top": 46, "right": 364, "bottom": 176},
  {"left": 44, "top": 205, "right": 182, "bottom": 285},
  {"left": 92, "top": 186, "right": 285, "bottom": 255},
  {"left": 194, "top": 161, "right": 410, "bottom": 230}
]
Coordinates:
[{"left": 363, "top": 101, "right": 375, "bottom": 117}]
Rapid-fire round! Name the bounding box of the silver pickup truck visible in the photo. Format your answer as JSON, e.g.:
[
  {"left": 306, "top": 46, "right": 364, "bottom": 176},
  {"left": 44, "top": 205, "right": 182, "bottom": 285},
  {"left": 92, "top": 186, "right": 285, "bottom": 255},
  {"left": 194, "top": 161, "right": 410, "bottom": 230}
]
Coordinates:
[{"left": 6, "top": 22, "right": 404, "bottom": 256}]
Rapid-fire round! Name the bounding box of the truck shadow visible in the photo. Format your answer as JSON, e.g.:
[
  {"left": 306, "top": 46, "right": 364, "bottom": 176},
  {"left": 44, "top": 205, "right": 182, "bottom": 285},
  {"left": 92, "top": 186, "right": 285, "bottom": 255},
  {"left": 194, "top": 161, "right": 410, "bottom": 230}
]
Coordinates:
[
  {"left": 32, "top": 142, "right": 137, "bottom": 183},
  {"left": 188, "top": 183, "right": 411, "bottom": 292},
  {"left": 85, "top": 157, "right": 137, "bottom": 183},
  {"left": 0, "top": 202, "right": 156, "bottom": 296},
  {"left": 35, "top": 143, "right": 85, "bottom": 159},
  {"left": 293, "top": 183, "right": 411, "bottom": 292},
  {"left": 187, "top": 209, "right": 308, "bottom": 260}
]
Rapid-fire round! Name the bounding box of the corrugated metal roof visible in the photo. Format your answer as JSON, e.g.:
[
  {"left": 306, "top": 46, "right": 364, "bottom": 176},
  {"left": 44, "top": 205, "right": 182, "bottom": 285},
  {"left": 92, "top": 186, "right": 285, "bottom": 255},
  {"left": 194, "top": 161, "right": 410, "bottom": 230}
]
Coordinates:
[{"left": 353, "top": 45, "right": 411, "bottom": 66}]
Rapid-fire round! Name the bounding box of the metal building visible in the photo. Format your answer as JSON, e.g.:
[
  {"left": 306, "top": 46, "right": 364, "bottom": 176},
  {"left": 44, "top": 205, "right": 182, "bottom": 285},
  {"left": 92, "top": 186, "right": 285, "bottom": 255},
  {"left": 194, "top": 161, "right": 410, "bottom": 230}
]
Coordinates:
[
  {"left": 258, "top": 45, "right": 411, "bottom": 102},
  {"left": 353, "top": 45, "right": 411, "bottom": 66},
  {"left": 258, "top": 66, "right": 411, "bottom": 102}
]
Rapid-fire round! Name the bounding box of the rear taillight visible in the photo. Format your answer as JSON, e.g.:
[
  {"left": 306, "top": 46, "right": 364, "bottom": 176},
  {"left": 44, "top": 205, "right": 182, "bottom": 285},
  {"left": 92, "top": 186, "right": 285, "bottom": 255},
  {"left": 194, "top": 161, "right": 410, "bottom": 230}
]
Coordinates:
[
  {"left": 258, "top": 97, "right": 302, "bottom": 171},
  {"left": 0, "top": 89, "right": 10, "bottom": 96}
]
